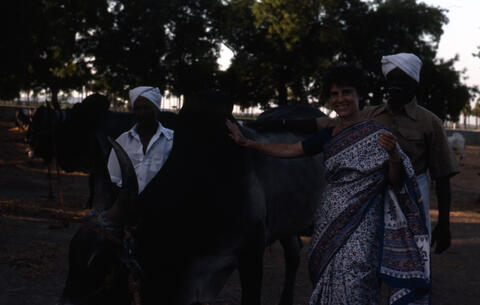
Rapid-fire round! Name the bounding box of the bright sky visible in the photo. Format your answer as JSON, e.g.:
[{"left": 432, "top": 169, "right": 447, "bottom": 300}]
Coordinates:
[{"left": 421, "top": 0, "right": 480, "bottom": 92}]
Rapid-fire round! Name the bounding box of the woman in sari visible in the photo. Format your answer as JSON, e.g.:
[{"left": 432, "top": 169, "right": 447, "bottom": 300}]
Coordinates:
[{"left": 226, "top": 65, "right": 430, "bottom": 305}]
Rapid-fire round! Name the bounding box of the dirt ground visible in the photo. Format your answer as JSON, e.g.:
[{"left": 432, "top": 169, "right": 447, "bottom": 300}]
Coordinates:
[{"left": 1, "top": 119, "right": 479, "bottom": 305}]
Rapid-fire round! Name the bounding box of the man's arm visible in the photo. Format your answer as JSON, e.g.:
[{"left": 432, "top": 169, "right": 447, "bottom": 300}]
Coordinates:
[
  {"left": 107, "top": 134, "right": 130, "bottom": 188},
  {"left": 107, "top": 149, "right": 123, "bottom": 187},
  {"left": 432, "top": 177, "right": 452, "bottom": 253},
  {"left": 427, "top": 115, "right": 459, "bottom": 254}
]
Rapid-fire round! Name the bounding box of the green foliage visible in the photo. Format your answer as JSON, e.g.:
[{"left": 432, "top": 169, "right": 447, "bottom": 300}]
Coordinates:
[
  {"left": 0, "top": 0, "right": 106, "bottom": 103},
  {"left": 218, "top": 0, "right": 338, "bottom": 107},
  {"left": 86, "top": 0, "right": 223, "bottom": 100},
  {"left": 0, "top": 0, "right": 474, "bottom": 121},
  {"left": 219, "top": 0, "right": 472, "bottom": 119},
  {"left": 418, "top": 58, "right": 471, "bottom": 121}
]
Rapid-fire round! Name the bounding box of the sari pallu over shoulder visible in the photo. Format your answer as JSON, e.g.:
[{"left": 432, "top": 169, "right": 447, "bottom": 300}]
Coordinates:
[
  {"left": 308, "top": 120, "right": 431, "bottom": 305},
  {"left": 379, "top": 162, "right": 431, "bottom": 305}
]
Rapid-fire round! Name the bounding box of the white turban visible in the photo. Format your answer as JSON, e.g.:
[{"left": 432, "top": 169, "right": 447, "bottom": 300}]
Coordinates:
[
  {"left": 381, "top": 53, "right": 422, "bottom": 83},
  {"left": 129, "top": 86, "right": 162, "bottom": 110}
]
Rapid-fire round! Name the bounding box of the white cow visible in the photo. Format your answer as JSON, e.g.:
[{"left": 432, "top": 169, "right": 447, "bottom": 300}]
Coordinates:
[{"left": 448, "top": 132, "right": 466, "bottom": 164}]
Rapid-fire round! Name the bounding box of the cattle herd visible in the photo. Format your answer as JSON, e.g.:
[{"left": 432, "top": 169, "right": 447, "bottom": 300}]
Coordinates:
[{"left": 23, "top": 91, "right": 327, "bottom": 305}]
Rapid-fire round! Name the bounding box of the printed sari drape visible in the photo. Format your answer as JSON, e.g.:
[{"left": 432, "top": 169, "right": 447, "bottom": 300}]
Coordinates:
[{"left": 308, "top": 120, "right": 430, "bottom": 305}]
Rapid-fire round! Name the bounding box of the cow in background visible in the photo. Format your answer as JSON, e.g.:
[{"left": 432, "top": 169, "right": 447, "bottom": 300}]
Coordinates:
[
  {"left": 448, "top": 132, "right": 466, "bottom": 165},
  {"left": 26, "top": 105, "right": 69, "bottom": 198},
  {"left": 60, "top": 89, "right": 326, "bottom": 305},
  {"left": 15, "top": 107, "right": 33, "bottom": 132}
]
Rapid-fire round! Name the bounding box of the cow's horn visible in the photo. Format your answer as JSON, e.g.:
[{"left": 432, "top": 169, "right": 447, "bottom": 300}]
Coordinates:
[
  {"left": 87, "top": 135, "right": 116, "bottom": 214},
  {"left": 104, "top": 137, "right": 138, "bottom": 225}
]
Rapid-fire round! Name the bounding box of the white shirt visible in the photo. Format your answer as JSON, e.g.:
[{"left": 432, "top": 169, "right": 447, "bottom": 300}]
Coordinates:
[{"left": 107, "top": 122, "right": 174, "bottom": 193}]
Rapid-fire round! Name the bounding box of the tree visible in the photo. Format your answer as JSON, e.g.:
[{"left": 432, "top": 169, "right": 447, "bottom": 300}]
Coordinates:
[
  {"left": 461, "top": 102, "right": 472, "bottom": 129},
  {"left": 0, "top": 0, "right": 473, "bottom": 121},
  {"left": 218, "top": 0, "right": 346, "bottom": 107},
  {"left": 0, "top": 0, "right": 108, "bottom": 106},
  {"left": 473, "top": 98, "right": 480, "bottom": 129},
  {"left": 86, "top": 0, "right": 223, "bottom": 101},
  {"left": 0, "top": 1, "right": 41, "bottom": 100},
  {"left": 418, "top": 57, "right": 472, "bottom": 121},
  {"left": 217, "top": 0, "right": 472, "bottom": 120}
]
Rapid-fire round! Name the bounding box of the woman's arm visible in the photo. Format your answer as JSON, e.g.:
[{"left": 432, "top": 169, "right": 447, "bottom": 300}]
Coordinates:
[
  {"left": 226, "top": 120, "right": 305, "bottom": 158},
  {"left": 245, "top": 118, "right": 320, "bottom": 133},
  {"left": 378, "top": 130, "right": 404, "bottom": 187}
]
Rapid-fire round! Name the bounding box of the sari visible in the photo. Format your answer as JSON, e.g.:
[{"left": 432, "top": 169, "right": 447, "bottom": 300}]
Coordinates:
[{"left": 307, "top": 120, "right": 430, "bottom": 305}]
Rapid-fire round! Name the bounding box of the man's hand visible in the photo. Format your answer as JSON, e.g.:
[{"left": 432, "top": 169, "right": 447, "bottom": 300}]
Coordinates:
[
  {"left": 433, "top": 177, "right": 452, "bottom": 254},
  {"left": 431, "top": 221, "right": 451, "bottom": 254}
]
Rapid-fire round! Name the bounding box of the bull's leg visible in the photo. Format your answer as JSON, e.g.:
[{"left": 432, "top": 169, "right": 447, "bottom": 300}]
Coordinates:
[
  {"left": 278, "top": 235, "right": 302, "bottom": 305},
  {"left": 238, "top": 241, "right": 265, "bottom": 305},
  {"left": 86, "top": 173, "right": 94, "bottom": 209},
  {"left": 47, "top": 163, "right": 54, "bottom": 199}
]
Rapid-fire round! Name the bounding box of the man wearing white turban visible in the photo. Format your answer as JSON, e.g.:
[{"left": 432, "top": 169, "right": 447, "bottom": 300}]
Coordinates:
[
  {"left": 108, "top": 86, "right": 174, "bottom": 193},
  {"left": 250, "top": 53, "right": 459, "bottom": 254},
  {"left": 370, "top": 53, "right": 459, "bottom": 255},
  {"left": 381, "top": 52, "right": 422, "bottom": 83}
]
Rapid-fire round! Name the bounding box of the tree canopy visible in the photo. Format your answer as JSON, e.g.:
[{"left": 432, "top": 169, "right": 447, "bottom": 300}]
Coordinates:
[{"left": 0, "top": 0, "right": 474, "bottom": 120}]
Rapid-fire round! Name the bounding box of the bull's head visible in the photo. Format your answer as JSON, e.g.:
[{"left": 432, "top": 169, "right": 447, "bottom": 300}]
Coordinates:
[
  {"left": 60, "top": 137, "right": 140, "bottom": 305},
  {"left": 174, "top": 89, "right": 237, "bottom": 161}
]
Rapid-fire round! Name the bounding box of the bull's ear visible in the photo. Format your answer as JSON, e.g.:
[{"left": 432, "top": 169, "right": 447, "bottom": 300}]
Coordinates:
[
  {"left": 223, "top": 94, "right": 234, "bottom": 115},
  {"left": 87, "top": 135, "right": 115, "bottom": 213},
  {"left": 82, "top": 94, "right": 110, "bottom": 110}
]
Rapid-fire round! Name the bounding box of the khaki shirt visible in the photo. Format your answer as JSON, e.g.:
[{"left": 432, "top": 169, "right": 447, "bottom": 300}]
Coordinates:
[{"left": 317, "top": 98, "right": 460, "bottom": 180}]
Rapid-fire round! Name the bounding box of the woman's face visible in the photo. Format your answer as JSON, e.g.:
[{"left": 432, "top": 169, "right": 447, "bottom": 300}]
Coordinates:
[{"left": 330, "top": 84, "right": 360, "bottom": 119}]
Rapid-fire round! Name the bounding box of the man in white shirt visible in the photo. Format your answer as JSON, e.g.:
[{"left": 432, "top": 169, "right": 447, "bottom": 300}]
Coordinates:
[{"left": 107, "top": 86, "right": 174, "bottom": 193}]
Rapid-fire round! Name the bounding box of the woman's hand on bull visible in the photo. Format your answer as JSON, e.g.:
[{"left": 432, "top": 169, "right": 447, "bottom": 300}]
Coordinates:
[
  {"left": 378, "top": 130, "right": 400, "bottom": 161},
  {"left": 226, "top": 119, "right": 249, "bottom": 146}
]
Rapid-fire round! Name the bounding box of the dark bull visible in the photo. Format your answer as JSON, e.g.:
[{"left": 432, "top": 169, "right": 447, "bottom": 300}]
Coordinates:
[{"left": 61, "top": 90, "right": 326, "bottom": 305}]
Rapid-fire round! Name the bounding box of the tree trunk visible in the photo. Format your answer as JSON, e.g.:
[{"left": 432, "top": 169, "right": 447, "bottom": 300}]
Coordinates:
[
  {"left": 277, "top": 83, "right": 288, "bottom": 106},
  {"left": 51, "top": 88, "right": 60, "bottom": 109}
]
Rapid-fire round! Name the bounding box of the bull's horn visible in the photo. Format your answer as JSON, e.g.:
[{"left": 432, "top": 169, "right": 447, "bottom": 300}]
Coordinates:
[
  {"left": 86, "top": 135, "right": 116, "bottom": 215},
  {"left": 104, "top": 137, "right": 138, "bottom": 225}
]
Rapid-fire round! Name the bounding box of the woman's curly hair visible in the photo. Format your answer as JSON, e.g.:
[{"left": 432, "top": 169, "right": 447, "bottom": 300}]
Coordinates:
[{"left": 322, "top": 64, "right": 367, "bottom": 109}]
